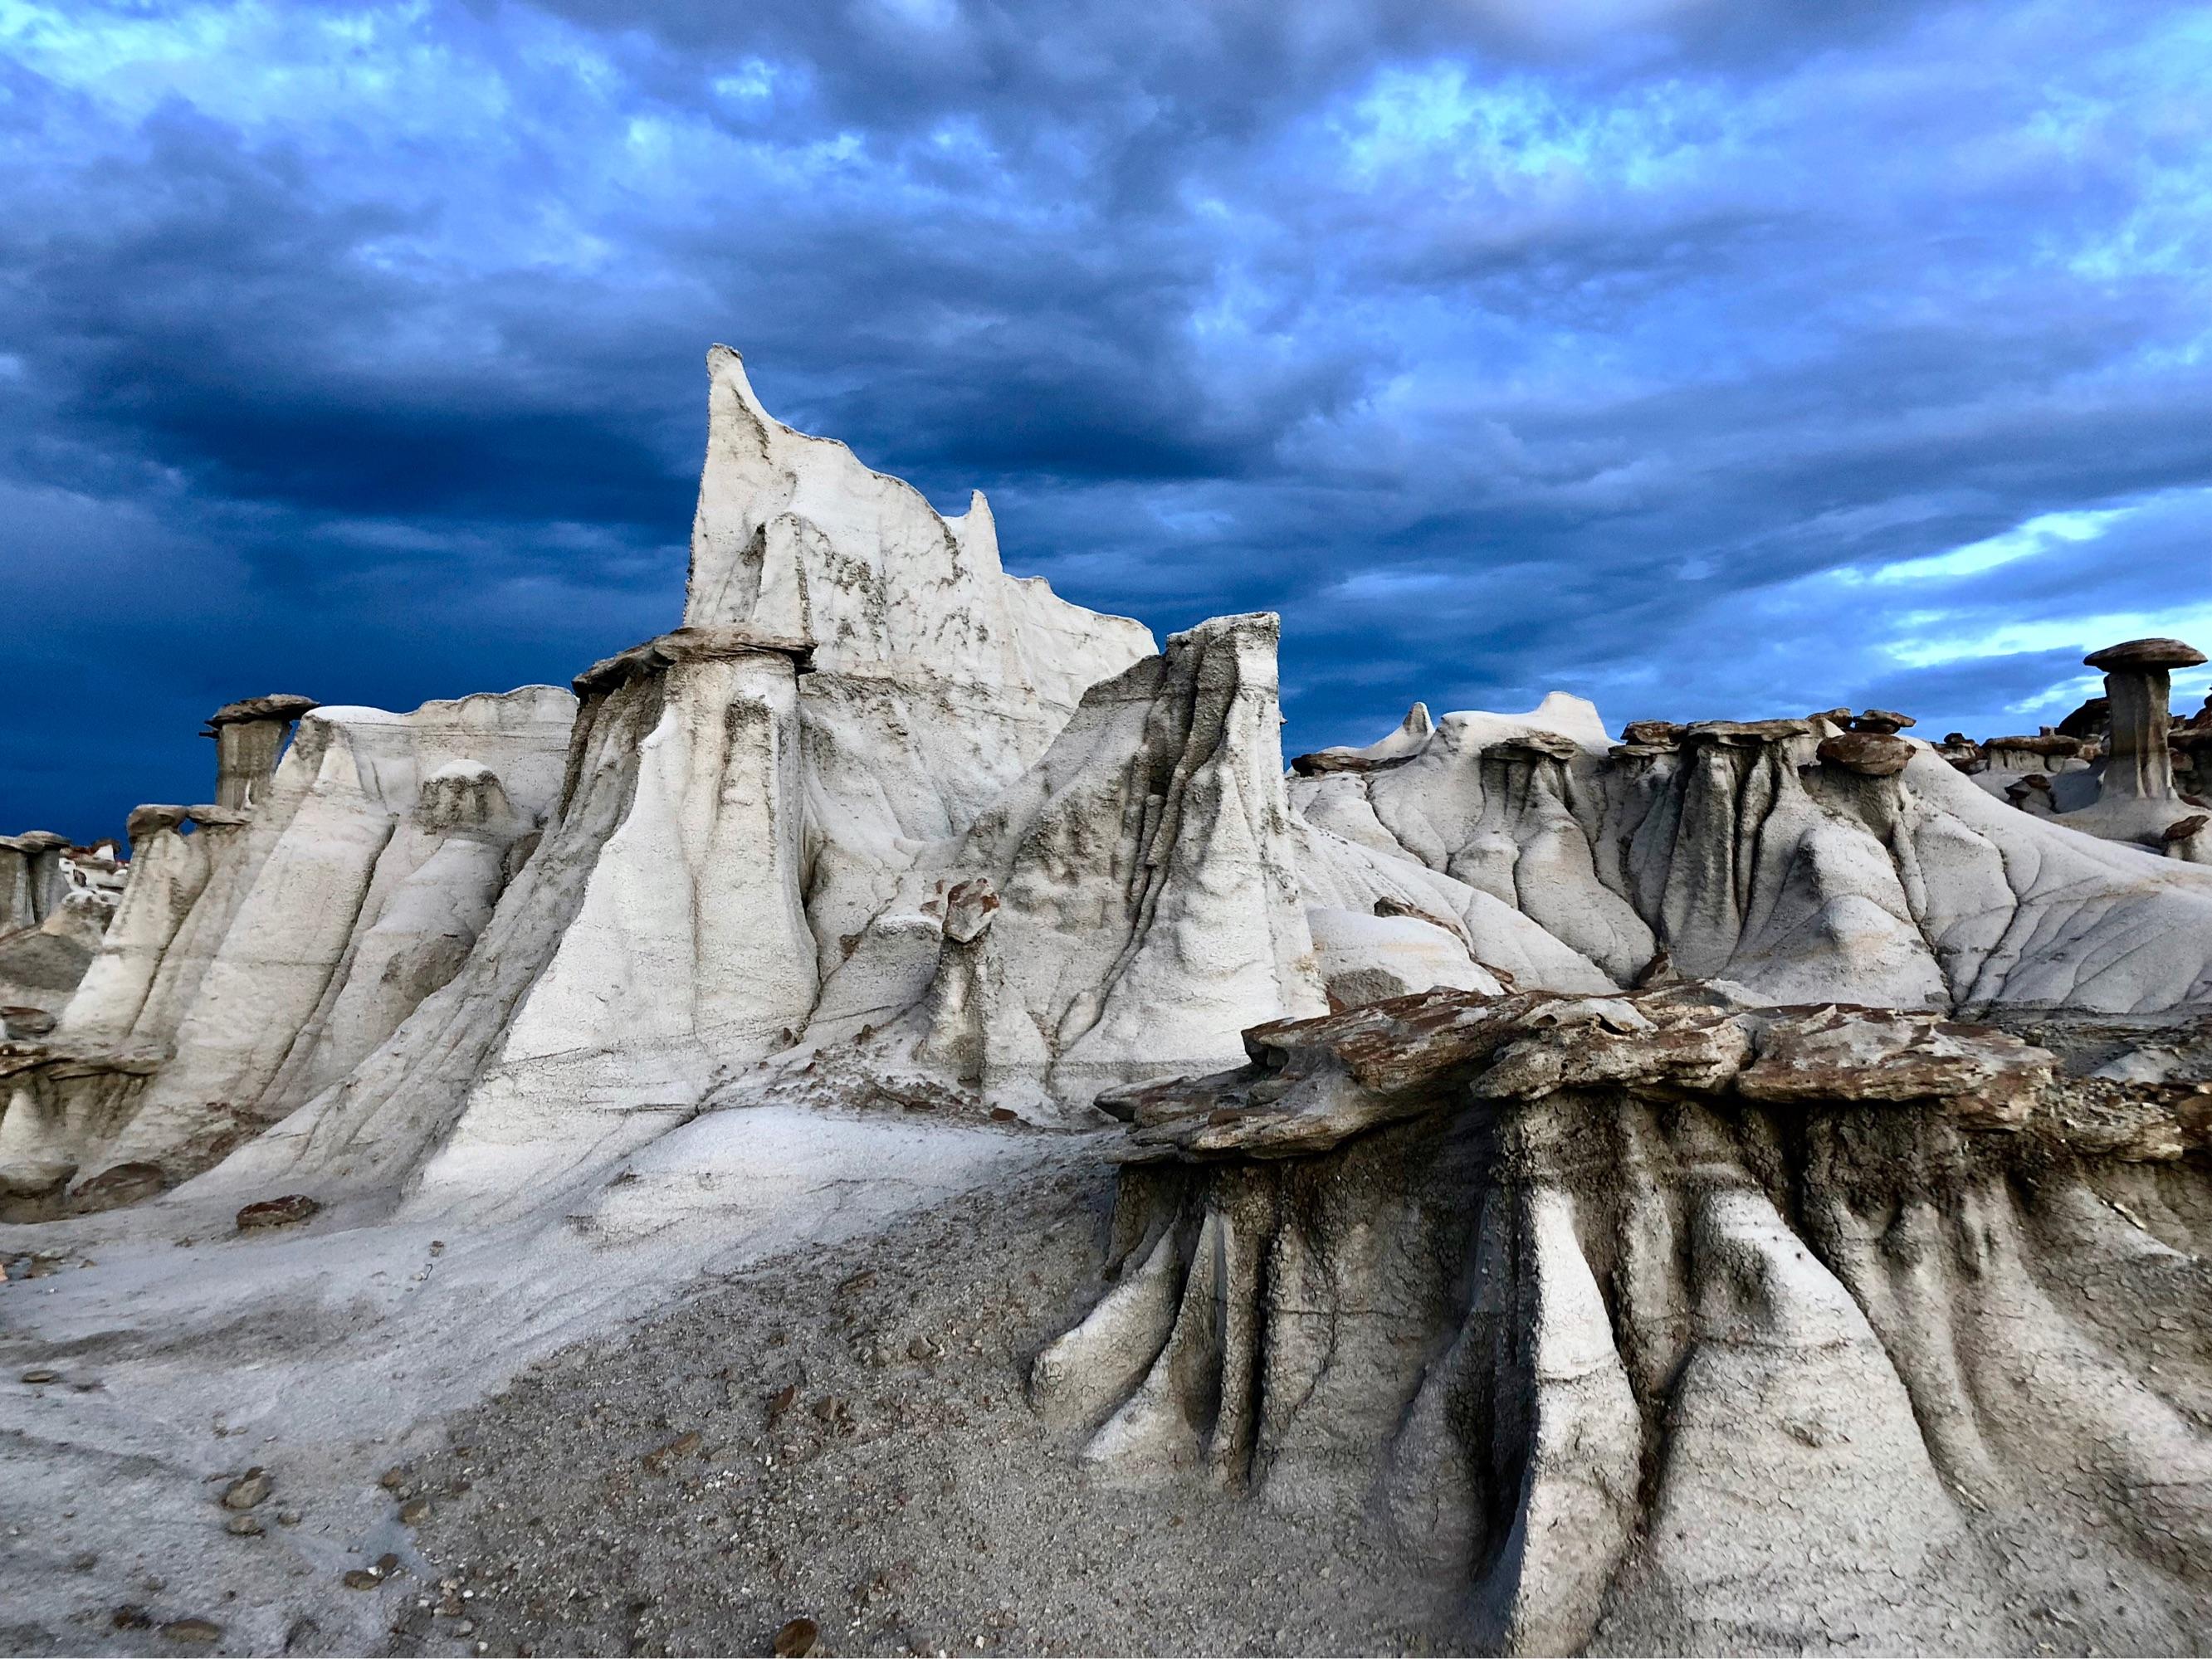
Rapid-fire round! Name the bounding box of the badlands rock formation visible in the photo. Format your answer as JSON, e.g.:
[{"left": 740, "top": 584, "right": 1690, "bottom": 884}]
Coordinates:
[
  {"left": 4, "top": 346, "right": 2211, "bottom": 1652},
  {"left": 0, "top": 689, "right": 574, "bottom": 1209},
  {"left": 17, "top": 349, "right": 2209, "bottom": 1224},
  {"left": 2, "top": 345, "right": 1185, "bottom": 1216},
  {"left": 0, "top": 832, "right": 127, "bottom": 1037},
  {"left": 1952, "top": 637, "right": 2212, "bottom": 861},
  {"left": 1035, "top": 986, "right": 2212, "bottom": 1653},
  {"left": 1288, "top": 693, "right": 2212, "bottom": 1013}
]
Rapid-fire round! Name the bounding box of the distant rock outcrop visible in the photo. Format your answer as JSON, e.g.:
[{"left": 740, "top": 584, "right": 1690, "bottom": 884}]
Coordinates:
[
  {"left": 1945, "top": 637, "right": 2212, "bottom": 861},
  {"left": 0, "top": 689, "right": 574, "bottom": 1210},
  {"left": 1288, "top": 698, "right": 2212, "bottom": 1015},
  {"left": 0, "top": 832, "right": 127, "bottom": 1042}
]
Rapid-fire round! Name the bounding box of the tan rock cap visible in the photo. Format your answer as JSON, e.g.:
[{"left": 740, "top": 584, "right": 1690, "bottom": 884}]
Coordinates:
[{"left": 2083, "top": 637, "right": 2205, "bottom": 671}]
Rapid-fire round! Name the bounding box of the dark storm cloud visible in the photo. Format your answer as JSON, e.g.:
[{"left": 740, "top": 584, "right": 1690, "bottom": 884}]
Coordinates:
[
  {"left": 2, "top": 0, "right": 2209, "bottom": 841},
  {"left": 5, "top": 102, "right": 683, "bottom": 524}
]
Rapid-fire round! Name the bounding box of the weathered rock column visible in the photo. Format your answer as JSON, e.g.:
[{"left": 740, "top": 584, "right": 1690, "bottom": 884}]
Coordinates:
[
  {"left": 203, "top": 694, "right": 320, "bottom": 809},
  {"left": 485, "top": 625, "right": 822, "bottom": 1082},
  {"left": 2083, "top": 637, "right": 2204, "bottom": 802},
  {"left": 0, "top": 831, "right": 71, "bottom": 934}
]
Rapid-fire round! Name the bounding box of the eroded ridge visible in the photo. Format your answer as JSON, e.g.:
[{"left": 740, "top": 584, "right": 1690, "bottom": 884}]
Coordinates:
[{"left": 1036, "top": 985, "right": 2212, "bottom": 1654}]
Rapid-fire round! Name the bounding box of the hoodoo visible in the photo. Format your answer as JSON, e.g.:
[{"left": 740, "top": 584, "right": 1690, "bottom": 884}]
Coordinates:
[
  {"left": 203, "top": 693, "right": 320, "bottom": 809},
  {"left": 1943, "top": 635, "right": 2212, "bottom": 861},
  {"left": 2086, "top": 636, "right": 2203, "bottom": 801}
]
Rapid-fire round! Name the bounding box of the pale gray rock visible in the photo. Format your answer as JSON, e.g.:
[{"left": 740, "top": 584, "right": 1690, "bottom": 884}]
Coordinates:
[
  {"left": 70, "top": 352, "right": 1167, "bottom": 1208},
  {"left": 2048, "top": 637, "right": 2210, "bottom": 845},
  {"left": 685, "top": 344, "right": 1155, "bottom": 1001},
  {"left": 800, "top": 612, "right": 1327, "bottom": 1110},
  {"left": 204, "top": 694, "right": 320, "bottom": 810},
  {"left": 1038, "top": 985, "right": 2212, "bottom": 1653},
  {"left": 12, "top": 353, "right": 2212, "bottom": 1232},
  {"left": 0, "top": 686, "right": 574, "bottom": 1211},
  {"left": 1306, "top": 905, "right": 1506, "bottom": 1007},
  {"left": 1289, "top": 699, "right": 1434, "bottom": 774},
  {"left": 1292, "top": 695, "right": 1655, "bottom": 985},
  {"left": 1288, "top": 698, "right": 2212, "bottom": 1014},
  {"left": 2085, "top": 637, "right": 2202, "bottom": 799},
  {"left": 1964, "top": 637, "right": 2212, "bottom": 855},
  {"left": 0, "top": 832, "right": 127, "bottom": 1027},
  {"left": 21, "top": 364, "right": 2212, "bottom": 1218},
  {"left": 7, "top": 348, "right": 2212, "bottom": 1656},
  {"left": 0, "top": 831, "right": 71, "bottom": 938}
]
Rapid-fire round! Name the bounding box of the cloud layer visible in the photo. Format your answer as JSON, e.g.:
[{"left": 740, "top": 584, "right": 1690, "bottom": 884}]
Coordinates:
[{"left": 4, "top": 0, "right": 2210, "bottom": 838}]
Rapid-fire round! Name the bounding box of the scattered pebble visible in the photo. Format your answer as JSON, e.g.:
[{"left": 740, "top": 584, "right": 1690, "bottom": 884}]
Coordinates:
[
  {"left": 385, "top": 1165, "right": 1448, "bottom": 1657},
  {"left": 225, "top": 1513, "right": 265, "bottom": 1538},
  {"left": 343, "top": 1569, "right": 383, "bottom": 1592},
  {"left": 160, "top": 1618, "right": 222, "bottom": 1643},
  {"left": 400, "top": 1496, "right": 432, "bottom": 1524},
  {"left": 221, "top": 1467, "right": 272, "bottom": 1510},
  {"left": 19, "top": 1367, "right": 59, "bottom": 1384},
  {"left": 642, "top": 1430, "right": 702, "bottom": 1471},
  {"left": 111, "top": 1605, "right": 153, "bottom": 1630},
  {"left": 276, "top": 1509, "right": 303, "bottom": 1527},
  {"left": 774, "top": 1615, "right": 821, "bottom": 1657}
]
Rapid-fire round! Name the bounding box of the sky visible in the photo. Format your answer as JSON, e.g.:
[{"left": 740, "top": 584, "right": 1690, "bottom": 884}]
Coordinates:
[{"left": 4, "top": 0, "right": 2211, "bottom": 842}]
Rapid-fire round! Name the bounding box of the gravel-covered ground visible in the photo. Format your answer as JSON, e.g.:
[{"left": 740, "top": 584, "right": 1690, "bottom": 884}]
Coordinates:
[{"left": 397, "top": 1157, "right": 1462, "bottom": 1657}]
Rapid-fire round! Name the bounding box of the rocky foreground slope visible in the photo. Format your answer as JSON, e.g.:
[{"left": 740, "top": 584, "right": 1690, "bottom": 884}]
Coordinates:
[{"left": 2, "top": 348, "right": 2210, "bottom": 1657}]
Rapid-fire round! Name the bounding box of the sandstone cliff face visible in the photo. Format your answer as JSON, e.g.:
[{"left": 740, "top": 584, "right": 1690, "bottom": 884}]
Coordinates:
[
  {"left": 801, "top": 611, "right": 1327, "bottom": 1105},
  {"left": 0, "top": 349, "right": 1175, "bottom": 1213},
  {"left": 686, "top": 345, "right": 1158, "bottom": 997}
]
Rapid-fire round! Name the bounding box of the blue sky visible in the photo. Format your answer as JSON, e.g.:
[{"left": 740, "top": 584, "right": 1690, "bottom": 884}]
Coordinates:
[{"left": 4, "top": 0, "right": 2211, "bottom": 840}]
